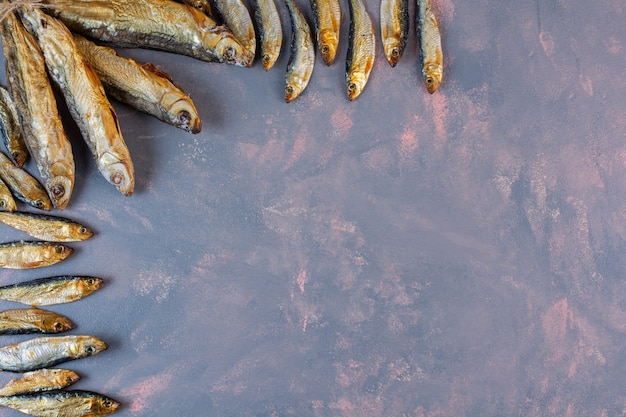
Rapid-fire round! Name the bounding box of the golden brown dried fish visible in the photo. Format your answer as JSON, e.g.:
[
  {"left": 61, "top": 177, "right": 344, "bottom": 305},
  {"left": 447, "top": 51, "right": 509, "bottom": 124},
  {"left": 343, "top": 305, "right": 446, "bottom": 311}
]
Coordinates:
[
  {"left": 0, "top": 276, "right": 103, "bottom": 306},
  {"left": 0, "top": 335, "right": 107, "bottom": 373},
  {"left": 417, "top": 0, "right": 443, "bottom": 93},
  {"left": 284, "top": 0, "right": 315, "bottom": 102},
  {"left": 0, "top": 85, "right": 28, "bottom": 167},
  {"left": 42, "top": 0, "right": 253, "bottom": 67},
  {"left": 250, "top": 0, "right": 283, "bottom": 70},
  {"left": 73, "top": 34, "right": 202, "bottom": 134},
  {"left": 211, "top": 0, "right": 257, "bottom": 62},
  {"left": 19, "top": 7, "right": 135, "bottom": 196},
  {"left": 0, "top": 389, "right": 120, "bottom": 417},
  {"left": 0, "top": 211, "right": 93, "bottom": 242},
  {"left": 346, "top": 0, "right": 375, "bottom": 101},
  {"left": 380, "top": 0, "right": 408, "bottom": 67},
  {"left": 0, "top": 11, "right": 74, "bottom": 209},
  {"left": 0, "top": 369, "right": 80, "bottom": 396},
  {"left": 0, "top": 152, "right": 52, "bottom": 211},
  {"left": 0, "top": 308, "right": 73, "bottom": 335},
  {"left": 310, "top": 0, "right": 341, "bottom": 65},
  {"left": 0, "top": 178, "right": 16, "bottom": 212},
  {"left": 0, "top": 241, "right": 73, "bottom": 269}
]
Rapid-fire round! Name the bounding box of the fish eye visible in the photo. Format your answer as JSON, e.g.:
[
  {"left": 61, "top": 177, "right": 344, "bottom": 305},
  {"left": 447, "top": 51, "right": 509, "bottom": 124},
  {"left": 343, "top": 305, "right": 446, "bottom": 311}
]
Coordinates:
[
  {"left": 392, "top": 48, "right": 400, "bottom": 58},
  {"left": 262, "top": 54, "right": 270, "bottom": 65},
  {"left": 347, "top": 83, "right": 356, "bottom": 93},
  {"left": 11, "top": 152, "right": 20, "bottom": 161},
  {"left": 178, "top": 110, "right": 191, "bottom": 125},
  {"left": 426, "top": 77, "right": 433, "bottom": 85},
  {"left": 111, "top": 172, "right": 124, "bottom": 185},
  {"left": 55, "top": 245, "right": 65, "bottom": 254},
  {"left": 34, "top": 199, "right": 45, "bottom": 209},
  {"left": 52, "top": 184, "right": 65, "bottom": 198},
  {"left": 0, "top": 201, "right": 4, "bottom": 208},
  {"left": 285, "top": 85, "right": 293, "bottom": 95},
  {"left": 79, "top": 227, "right": 88, "bottom": 234},
  {"left": 85, "top": 345, "right": 96, "bottom": 355},
  {"left": 224, "top": 46, "right": 235, "bottom": 60},
  {"left": 321, "top": 45, "right": 329, "bottom": 54},
  {"left": 54, "top": 321, "right": 65, "bottom": 331}
]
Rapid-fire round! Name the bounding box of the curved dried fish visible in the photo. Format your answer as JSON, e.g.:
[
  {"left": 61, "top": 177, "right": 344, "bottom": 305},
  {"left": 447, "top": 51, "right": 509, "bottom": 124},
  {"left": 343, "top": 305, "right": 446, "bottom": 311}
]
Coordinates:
[
  {"left": 0, "top": 276, "right": 103, "bottom": 306},
  {"left": 250, "top": 0, "right": 283, "bottom": 70},
  {"left": 0, "top": 241, "right": 73, "bottom": 270},
  {"left": 0, "top": 12, "right": 74, "bottom": 209},
  {"left": 346, "top": 0, "right": 375, "bottom": 101},
  {"left": 0, "top": 85, "right": 28, "bottom": 167},
  {"left": 310, "top": 0, "right": 341, "bottom": 65},
  {"left": 284, "top": 0, "right": 315, "bottom": 102},
  {"left": 0, "top": 308, "right": 73, "bottom": 335},
  {"left": 0, "top": 389, "right": 120, "bottom": 417},
  {"left": 417, "top": 0, "right": 443, "bottom": 93},
  {"left": 0, "top": 211, "right": 93, "bottom": 242},
  {"left": 0, "top": 152, "right": 52, "bottom": 211},
  {"left": 0, "top": 335, "right": 107, "bottom": 373},
  {"left": 42, "top": 0, "right": 253, "bottom": 67},
  {"left": 380, "top": 0, "right": 408, "bottom": 67},
  {"left": 212, "top": 0, "right": 257, "bottom": 62},
  {"left": 0, "top": 369, "right": 80, "bottom": 396},
  {"left": 73, "top": 34, "right": 202, "bottom": 134}
]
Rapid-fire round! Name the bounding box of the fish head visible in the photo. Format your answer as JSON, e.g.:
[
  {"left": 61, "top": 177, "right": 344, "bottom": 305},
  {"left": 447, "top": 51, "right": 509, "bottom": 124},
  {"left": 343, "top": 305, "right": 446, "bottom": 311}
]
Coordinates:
[
  {"left": 160, "top": 92, "right": 202, "bottom": 133},
  {"left": 59, "top": 369, "right": 81, "bottom": 386},
  {"left": 11, "top": 149, "right": 28, "bottom": 167},
  {"left": 423, "top": 63, "right": 443, "bottom": 94},
  {"left": 261, "top": 52, "right": 278, "bottom": 71},
  {"left": 72, "top": 335, "right": 108, "bottom": 358},
  {"left": 319, "top": 31, "right": 339, "bottom": 66},
  {"left": 0, "top": 194, "right": 17, "bottom": 212},
  {"left": 284, "top": 82, "right": 303, "bottom": 103},
  {"left": 42, "top": 314, "right": 74, "bottom": 333},
  {"left": 346, "top": 74, "right": 367, "bottom": 101},
  {"left": 213, "top": 35, "right": 253, "bottom": 67},
  {"left": 383, "top": 37, "right": 404, "bottom": 67},
  {"left": 99, "top": 152, "right": 135, "bottom": 196},
  {"left": 48, "top": 163, "right": 74, "bottom": 209},
  {"left": 77, "top": 276, "right": 105, "bottom": 296},
  {"left": 46, "top": 243, "right": 73, "bottom": 262},
  {"left": 91, "top": 395, "right": 122, "bottom": 416}
]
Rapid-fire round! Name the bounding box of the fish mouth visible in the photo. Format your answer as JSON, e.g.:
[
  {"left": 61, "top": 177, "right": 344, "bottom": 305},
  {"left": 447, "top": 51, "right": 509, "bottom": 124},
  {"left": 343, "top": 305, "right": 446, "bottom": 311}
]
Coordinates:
[{"left": 160, "top": 93, "right": 202, "bottom": 133}]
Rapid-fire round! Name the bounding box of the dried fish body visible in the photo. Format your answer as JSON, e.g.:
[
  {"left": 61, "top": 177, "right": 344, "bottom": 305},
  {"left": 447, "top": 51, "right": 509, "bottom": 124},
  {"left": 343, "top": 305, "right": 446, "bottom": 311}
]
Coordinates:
[
  {"left": 0, "top": 178, "right": 16, "bottom": 212},
  {"left": 417, "top": 0, "right": 442, "bottom": 93},
  {"left": 73, "top": 35, "right": 202, "bottom": 134},
  {"left": 0, "top": 389, "right": 120, "bottom": 417},
  {"left": 310, "top": 0, "right": 341, "bottom": 65},
  {"left": 0, "top": 369, "right": 80, "bottom": 396},
  {"left": 0, "top": 276, "right": 103, "bottom": 306},
  {"left": 380, "top": 0, "right": 408, "bottom": 67},
  {"left": 250, "top": 0, "right": 283, "bottom": 70},
  {"left": 0, "top": 335, "right": 107, "bottom": 373},
  {"left": 0, "top": 152, "right": 52, "bottom": 211},
  {"left": 346, "top": 0, "right": 375, "bottom": 101},
  {"left": 0, "top": 12, "right": 74, "bottom": 209},
  {"left": 0, "top": 85, "right": 28, "bottom": 167},
  {"left": 0, "top": 211, "right": 93, "bottom": 242},
  {"left": 211, "top": 0, "right": 257, "bottom": 62},
  {"left": 18, "top": 7, "right": 134, "bottom": 197},
  {"left": 42, "top": 0, "right": 253, "bottom": 67},
  {"left": 0, "top": 241, "right": 72, "bottom": 270},
  {"left": 0, "top": 308, "right": 73, "bottom": 335},
  {"left": 284, "top": 0, "right": 315, "bottom": 102}
]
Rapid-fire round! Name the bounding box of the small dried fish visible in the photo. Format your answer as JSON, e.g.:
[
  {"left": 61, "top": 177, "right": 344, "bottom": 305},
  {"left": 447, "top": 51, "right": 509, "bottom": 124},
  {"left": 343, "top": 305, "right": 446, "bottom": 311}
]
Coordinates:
[
  {"left": 310, "top": 0, "right": 342, "bottom": 65},
  {"left": 42, "top": 0, "right": 253, "bottom": 67},
  {"left": 284, "top": 0, "right": 315, "bottom": 102},
  {"left": 19, "top": 6, "right": 135, "bottom": 196},
  {"left": 0, "top": 335, "right": 108, "bottom": 373},
  {"left": 250, "top": 0, "right": 283, "bottom": 70},
  {"left": 0, "top": 152, "right": 52, "bottom": 211},
  {"left": 380, "top": 0, "right": 408, "bottom": 67},
  {"left": 0, "top": 211, "right": 93, "bottom": 242},
  {"left": 0, "top": 369, "right": 80, "bottom": 396},
  {"left": 73, "top": 34, "right": 202, "bottom": 134},
  {"left": 0, "top": 241, "right": 72, "bottom": 269},
  {"left": 346, "top": 0, "right": 375, "bottom": 101},
  {"left": 0, "top": 11, "right": 75, "bottom": 209},
  {"left": 0, "top": 178, "right": 16, "bottom": 212},
  {"left": 0, "top": 85, "right": 28, "bottom": 167},
  {"left": 211, "top": 0, "right": 257, "bottom": 62},
  {"left": 417, "top": 0, "right": 443, "bottom": 93},
  {"left": 0, "top": 389, "right": 120, "bottom": 417},
  {"left": 0, "top": 308, "right": 73, "bottom": 335},
  {"left": 0, "top": 276, "right": 103, "bottom": 306}
]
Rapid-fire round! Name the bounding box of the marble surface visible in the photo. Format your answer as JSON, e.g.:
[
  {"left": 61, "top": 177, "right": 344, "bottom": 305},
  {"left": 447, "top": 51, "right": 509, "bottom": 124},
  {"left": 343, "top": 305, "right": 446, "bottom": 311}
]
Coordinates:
[{"left": 1, "top": 0, "right": 625, "bottom": 416}]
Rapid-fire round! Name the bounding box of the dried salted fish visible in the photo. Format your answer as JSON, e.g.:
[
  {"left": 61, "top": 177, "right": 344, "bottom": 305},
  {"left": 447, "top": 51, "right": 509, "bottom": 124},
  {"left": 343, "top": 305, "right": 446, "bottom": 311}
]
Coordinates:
[
  {"left": 0, "top": 12, "right": 74, "bottom": 209},
  {"left": 19, "top": 7, "right": 135, "bottom": 196},
  {"left": 41, "top": 0, "right": 253, "bottom": 66},
  {"left": 284, "top": 0, "right": 315, "bottom": 102},
  {"left": 346, "top": 0, "right": 375, "bottom": 101},
  {"left": 0, "top": 85, "right": 28, "bottom": 167},
  {"left": 211, "top": 0, "right": 257, "bottom": 62},
  {"left": 380, "top": 0, "right": 408, "bottom": 67},
  {"left": 73, "top": 34, "right": 202, "bottom": 134},
  {"left": 0, "top": 369, "right": 80, "bottom": 396},
  {"left": 0, "top": 308, "right": 73, "bottom": 335},
  {"left": 0, "top": 276, "right": 103, "bottom": 306},
  {"left": 0, "top": 241, "right": 72, "bottom": 270},
  {"left": 417, "top": 0, "right": 443, "bottom": 93},
  {"left": 0, "top": 177, "right": 16, "bottom": 212},
  {"left": 310, "top": 0, "right": 341, "bottom": 65},
  {"left": 250, "top": 0, "right": 283, "bottom": 70},
  {"left": 0, "top": 389, "right": 120, "bottom": 417},
  {"left": 0, "top": 152, "right": 52, "bottom": 211},
  {"left": 0, "top": 211, "right": 93, "bottom": 242},
  {"left": 0, "top": 335, "right": 107, "bottom": 373}
]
